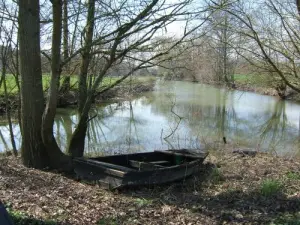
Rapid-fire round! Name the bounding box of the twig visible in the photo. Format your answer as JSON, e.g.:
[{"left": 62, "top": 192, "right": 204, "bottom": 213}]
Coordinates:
[
  {"left": 163, "top": 101, "right": 183, "bottom": 139},
  {"left": 87, "top": 114, "right": 97, "bottom": 123}
]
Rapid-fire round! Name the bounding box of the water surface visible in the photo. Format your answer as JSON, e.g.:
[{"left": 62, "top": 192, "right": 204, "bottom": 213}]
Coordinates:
[{"left": 1, "top": 81, "right": 300, "bottom": 156}]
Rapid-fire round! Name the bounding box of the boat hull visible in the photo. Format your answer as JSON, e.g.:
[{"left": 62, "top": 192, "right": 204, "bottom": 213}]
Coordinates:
[{"left": 74, "top": 149, "right": 207, "bottom": 189}]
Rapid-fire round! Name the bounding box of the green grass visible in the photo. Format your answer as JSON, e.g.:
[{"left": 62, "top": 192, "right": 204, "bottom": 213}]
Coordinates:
[
  {"left": 134, "top": 198, "right": 153, "bottom": 207},
  {"left": 209, "top": 167, "right": 225, "bottom": 183},
  {"left": 272, "top": 213, "right": 300, "bottom": 225},
  {"left": 6, "top": 209, "right": 57, "bottom": 225},
  {"left": 286, "top": 171, "right": 300, "bottom": 180},
  {"left": 233, "top": 74, "right": 271, "bottom": 87},
  {"left": 97, "top": 217, "right": 118, "bottom": 225},
  {"left": 0, "top": 74, "right": 155, "bottom": 95},
  {"left": 260, "top": 179, "right": 282, "bottom": 197}
]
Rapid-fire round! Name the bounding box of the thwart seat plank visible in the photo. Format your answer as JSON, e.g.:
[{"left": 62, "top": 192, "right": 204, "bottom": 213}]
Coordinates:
[
  {"left": 148, "top": 160, "right": 169, "bottom": 165},
  {"left": 129, "top": 160, "right": 166, "bottom": 171}
]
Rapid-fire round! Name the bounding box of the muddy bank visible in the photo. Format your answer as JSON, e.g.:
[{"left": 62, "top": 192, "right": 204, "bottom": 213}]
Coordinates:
[
  {"left": 0, "top": 149, "right": 299, "bottom": 224},
  {"left": 194, "top": 79, "right": 300, "bottom": 102},
  {"left": 0, "top": 80, "right": 155, "bottom": 114},
  {"left": 233, "top": 83, "right": 278, "bottom": 96},
  {"left": 233, "top": 83, "right": 300, "bottom": 102}
]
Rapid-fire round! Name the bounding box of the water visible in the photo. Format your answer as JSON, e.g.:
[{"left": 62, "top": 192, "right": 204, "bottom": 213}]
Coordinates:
[{"left": 1, "top": 81, "right": 300, "bottom": 157}]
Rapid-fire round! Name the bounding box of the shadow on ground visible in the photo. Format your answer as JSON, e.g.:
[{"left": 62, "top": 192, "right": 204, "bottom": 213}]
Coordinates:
[
  {"left": 119, "top": 162, "right": 300, "bottom": 224},
  {"left": 1, "top": 154, "right": 300, "bottom": 224},
  {"left": 9, "top": 213, "right": 59, "bottom": 225}
]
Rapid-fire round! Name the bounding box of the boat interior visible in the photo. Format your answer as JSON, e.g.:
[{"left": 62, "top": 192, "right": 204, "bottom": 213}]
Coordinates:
[{"left": 84, "top": 150, "right": 201, "bottom": 171}]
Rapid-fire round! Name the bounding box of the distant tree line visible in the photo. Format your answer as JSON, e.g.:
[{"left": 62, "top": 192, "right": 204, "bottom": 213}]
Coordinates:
[{"left": 159, "top": 0, "right": 300, "bottom": 98}]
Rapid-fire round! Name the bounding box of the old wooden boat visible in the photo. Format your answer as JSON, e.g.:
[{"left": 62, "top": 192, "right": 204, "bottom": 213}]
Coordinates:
[{"left": 73, "top": 149, "right": 208, "bottom": 189}]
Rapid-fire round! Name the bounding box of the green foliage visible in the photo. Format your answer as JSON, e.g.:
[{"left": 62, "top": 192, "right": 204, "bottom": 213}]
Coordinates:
[
  {"left": 260, "top": 179, "right": 282, "bottom": 197},
  {"left": 272, "top": 213, "right": 300, "bottom": 225},
  {"left": 286, "top": 171, "right": 300, "bottom": 180},
  {"left": 97, "top": 217, "right": 118, "bottom": 225},
  {"left": 4, "top": 203, "right": 57, "bottom": 225},
  {"left": 134, "top": 198, "right": 153, "bottom": 207},
  {"left": 210, "top": 167, "right": 225, "bottom": 183}
]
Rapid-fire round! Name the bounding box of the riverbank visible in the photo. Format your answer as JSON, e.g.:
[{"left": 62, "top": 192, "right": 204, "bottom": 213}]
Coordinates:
[
  {"left": 232, "top": 82, "right": 300, "bottom": 102},
  {"left": 194, "top": 75, "right": 300, "bottom": 102},
  {"left": 231, "top": 74, "right": 300, "bottom": 102},
  {"left": 0, "top": 76, "right": 156, "bottom": 113},
  {"left": 1, "top": 150, "right": 299, "bottom": 224}
]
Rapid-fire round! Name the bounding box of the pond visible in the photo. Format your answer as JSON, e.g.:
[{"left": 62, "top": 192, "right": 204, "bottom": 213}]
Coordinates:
[{"left": 1, "top": 81, "right": 300, "bottom": 157}]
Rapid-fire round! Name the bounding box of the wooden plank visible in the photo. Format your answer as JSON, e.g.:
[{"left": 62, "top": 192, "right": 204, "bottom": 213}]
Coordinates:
[
  {"left": 129, "top": 160, "right": 165, "bottom": 171},
  {"left": 74, "top": 162, "right": 127, "bottom": 178},
  {"left": 155, "top": 150, "right": 206, "bottom": 159},
  {"left": 174, "top": 149, "right": 208, "bottom": 158},
  {"left": 74, "top": 158, "right": 135, "bottom": 172},
  {"left": 148, "top": 161, "right": 169, "bottom": 165}
]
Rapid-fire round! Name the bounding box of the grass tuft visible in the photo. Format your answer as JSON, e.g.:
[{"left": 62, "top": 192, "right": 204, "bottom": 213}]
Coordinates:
[
  {"left": 210, "top": 167, "right": 225, "bottom": 183},
  {"left": 9, "top": 211, "right": 57, "bottom": 225},
  {"left": 260, "top": 179, "right": 282, "bottom": 197},
  {"left": 134, "top": 198, "right": 153, "bottom": 207},
  {"left": 286, "top": 171, "right": 300, "bottom": 180},
  {"left": 97, "top": 217, "right": 118, "bottom": 225},
  {"left": 273, "top": 213, "right": 300, "bottom": 225}
]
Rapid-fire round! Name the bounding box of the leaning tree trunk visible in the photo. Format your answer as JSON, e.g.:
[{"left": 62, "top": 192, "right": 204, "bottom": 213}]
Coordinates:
[
  {"left": 42, "top": 0, "right": 71, "bottom": 170},
  {"left": 68, "top": 113, "right": 89, "bottom": 157},
  {"left": 19, "top": 0, "right": 49, "bottom": 168},
  {"left": 78, "top": 0, "right": 95, "bottom": 113},
  {"left": 68, "top": 0, "right": 95, "bottom": 157}
]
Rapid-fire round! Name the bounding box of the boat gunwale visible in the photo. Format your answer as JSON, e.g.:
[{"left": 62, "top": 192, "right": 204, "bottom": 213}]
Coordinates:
[{"left": 74, "top": 155, "right": 204, "bottom": 175}]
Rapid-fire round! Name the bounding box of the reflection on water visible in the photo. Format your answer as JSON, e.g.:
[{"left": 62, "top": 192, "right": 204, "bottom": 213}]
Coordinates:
[{"left": 1, "top": 81, "right": 300, "bottom": 156}]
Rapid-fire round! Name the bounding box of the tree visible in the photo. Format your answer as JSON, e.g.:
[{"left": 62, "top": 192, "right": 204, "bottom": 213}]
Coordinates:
[
  {"left": 18, "top": 0, "right": 208, "bottom": 168},
  {"left": 0, "top": 7, "right": 18, "bottom": 156},
  {"left": 60, "top": 0, "right": 71, "bottom": 93},
  {"left": 214, "top": 0, "right": 300, "bottom": 97},
  {"left": 65, "top": 0, "right": 207, "bottom": 157},
  {"left": 206, "top": 0, "right": 240, "bottom": 86},
  {"left": 19, "top": 0, "right": 48, "bottom": 168},
  {"left": 41, "top": 0, "right": 71, "bottom": 168}
]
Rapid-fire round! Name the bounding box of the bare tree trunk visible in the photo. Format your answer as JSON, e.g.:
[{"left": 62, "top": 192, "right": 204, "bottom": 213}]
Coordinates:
[
  {"left": 8, "top": 37, "right": 22, "bottom": 133},
  {"left": 42, "top": 0, "right": 71, "bottom": 169},
  {"left": 68, "top": 113, "right": 89, "bottom": 157},
  {"left": 78, "top": 0, "right": 95, "bottom": 113},
  {"left": 0, "top": 130, "right": 9, "bottom": 152},
  {"left": 3, "top": 68, "right": 17, "bottom": 156},
  {"left": 19, "top": 0, "right": 48, "bottom": 168},
  {"left": 68, "top": 0, "right": 95, "bottom": 157},
  {"left": 60, "top": 0, "right": 71, "bottom": 93},
  {"left": 15, "top": 43, "right": 22, "bottom": 133},
  {"left": 223, "top": 16, "right": 229, "bottom": 85}
]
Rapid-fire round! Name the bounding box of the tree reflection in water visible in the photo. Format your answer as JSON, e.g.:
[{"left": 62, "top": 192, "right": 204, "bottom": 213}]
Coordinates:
[{"left": 1, "top": 81, "right": 300, "bottom": 157}]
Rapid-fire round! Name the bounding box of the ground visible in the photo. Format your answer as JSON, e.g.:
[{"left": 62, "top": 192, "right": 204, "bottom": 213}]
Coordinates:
[
  {"left": 233, "top": 74, "right": 279, "bottom": 96},
  {"left": 0, "top": 150, "right": 300, "bottom": 225}
]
